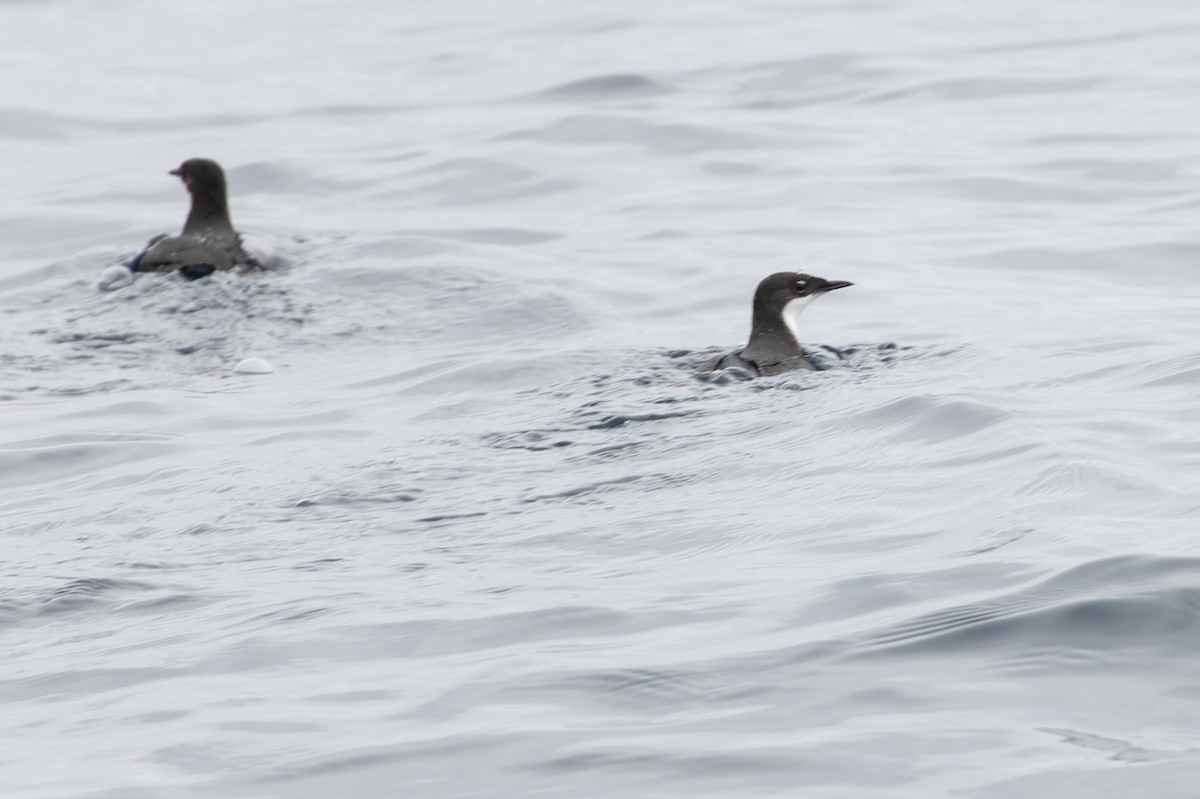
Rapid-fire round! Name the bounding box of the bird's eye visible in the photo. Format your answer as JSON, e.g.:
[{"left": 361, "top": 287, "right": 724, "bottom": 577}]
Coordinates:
[{"left": 794, "top": 280, "right": 808, "bottom": 292}]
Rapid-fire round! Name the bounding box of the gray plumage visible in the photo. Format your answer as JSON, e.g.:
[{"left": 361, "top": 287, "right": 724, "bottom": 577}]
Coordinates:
[
  {"left": 132, "top": 158, "right": 258, "bottom": 280},
  {"left": 700, "top": 272, "right": 852, "bottom": 376}
]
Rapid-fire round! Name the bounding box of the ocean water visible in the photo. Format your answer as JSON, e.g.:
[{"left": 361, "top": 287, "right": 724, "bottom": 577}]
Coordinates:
[{"left": 2, "top": 0, "right": 1200, "bottom": 796}]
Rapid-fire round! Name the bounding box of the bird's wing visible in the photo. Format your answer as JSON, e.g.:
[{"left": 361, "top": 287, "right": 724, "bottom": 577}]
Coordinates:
[{"left": 136, "top": 234, "right": 238, "bottom": 273}]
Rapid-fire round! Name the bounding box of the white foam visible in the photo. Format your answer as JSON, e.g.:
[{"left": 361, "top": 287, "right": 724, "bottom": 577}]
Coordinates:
[
  {"left": 240, "top": 234, "right": 279, "bottom": 270},
  {"left": 97, "top": 264, "right": 135, "bottom": 292}
]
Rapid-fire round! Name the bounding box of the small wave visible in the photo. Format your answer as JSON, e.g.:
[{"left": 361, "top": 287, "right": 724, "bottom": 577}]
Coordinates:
[
  {"left": 0, "top": 434, "right": 179, "bottom": 489},
  {"left": 0, "top": 107, "right": 88, "bottom": 140},
  {"left": 731, "top": 53, "right": 889, "bottom": 107},
  {"left": 1134, "top": 353, "right": 1200, "bottom": 389},
  {"left": 36, "top": 577, "right": 157, "bottom": 616},
  {"left": 228, "top": 161, "right": 369, "bottom": 194},
  {"left": 838, "top": 394, "right": 1012, "bottom": 443},
  {"left": 524, "top": 73, "right": 672, "bottom": 102},
  {"left": 402, "top": 157, "right": 579, "bottom": 206},
  {"left": 500, "top": 114, "right": 765, "bottom": 155},
  {"left": 521, "top": 473, "right": 648, "bottom": 504},
  {"left": 294, "top": 490, "right": 422, "bottom": 508},
  {"left": 529, "top": 666, "right": 741, "bottom": 716},
  {"left": 850, "top": 555, "right": 1200, "bottom": 660},
  {"left": 859, "top": 76, "right": 1104, "bottom": 104}
]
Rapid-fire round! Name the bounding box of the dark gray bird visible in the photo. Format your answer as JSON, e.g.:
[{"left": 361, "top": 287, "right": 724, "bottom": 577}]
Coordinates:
[
  {"left": 128, "top": 158, "right": 259, "bottom": 280},
  {"left": 700, "top": 272, "right": 853, "bottom": 376}
]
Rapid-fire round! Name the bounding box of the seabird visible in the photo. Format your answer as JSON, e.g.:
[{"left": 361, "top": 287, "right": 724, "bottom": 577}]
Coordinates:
[
  {"left": 700, "top": 272, "right": 853, "bottom": 376},
  {"left": 128, "top": 158, "right": 259, "bottom": 281}
]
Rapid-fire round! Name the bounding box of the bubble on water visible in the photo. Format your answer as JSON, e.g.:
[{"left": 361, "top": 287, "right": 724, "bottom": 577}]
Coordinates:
[{"left": 232, "top": 357, "right": 274, "bottom": 375}]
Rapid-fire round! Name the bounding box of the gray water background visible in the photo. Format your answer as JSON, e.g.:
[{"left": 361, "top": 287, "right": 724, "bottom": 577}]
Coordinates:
[{"left": 2, "top": 0, "right": 1200, "bottom": 796}]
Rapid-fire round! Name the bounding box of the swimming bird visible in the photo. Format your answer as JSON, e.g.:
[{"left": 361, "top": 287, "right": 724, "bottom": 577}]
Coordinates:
[
  {"left": 120, "top": 158, "right": 259, "bottom": 283},
  {"left": 700, "top": 272, "right": 853, "bottom": 376}
]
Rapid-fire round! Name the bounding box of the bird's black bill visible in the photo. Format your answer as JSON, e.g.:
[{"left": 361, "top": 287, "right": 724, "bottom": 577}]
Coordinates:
[
  {"left": 821, "top": 280, "right": 853, "bottom": 291},
  {"left": 168, "top": 167, "right": 183, "bottom": 176}
]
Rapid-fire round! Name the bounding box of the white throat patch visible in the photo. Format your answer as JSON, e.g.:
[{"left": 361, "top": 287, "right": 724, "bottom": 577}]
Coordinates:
[{"left": 782, "top": 295, "right": 819, "bottom": 342}]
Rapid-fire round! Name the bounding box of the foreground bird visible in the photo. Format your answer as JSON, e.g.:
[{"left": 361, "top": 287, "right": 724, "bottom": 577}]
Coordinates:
[
  {"left": 699, "top": 272, "right": 853, "bottom": 376},
  {"left": 101, "top": 158, "right": 259, "bottom": 288}
]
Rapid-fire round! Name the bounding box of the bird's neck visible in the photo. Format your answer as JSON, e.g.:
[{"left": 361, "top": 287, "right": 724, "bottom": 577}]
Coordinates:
[
  {"left": 182, "top": 188, "right": 233, "bottom": 235},
  {"left": 745, "top": 297, "right": 807, "bottom": 358}
]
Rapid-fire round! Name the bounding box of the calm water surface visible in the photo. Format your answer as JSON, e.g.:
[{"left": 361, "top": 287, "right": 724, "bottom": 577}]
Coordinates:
[{"left": 2, "top": 1, "right": 1200, "bottom": 797}]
